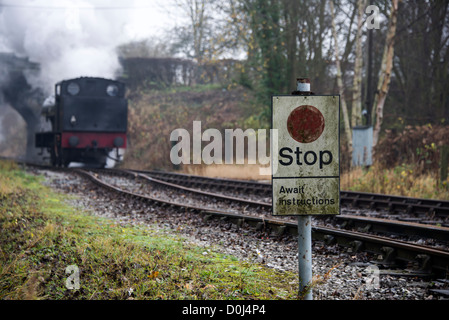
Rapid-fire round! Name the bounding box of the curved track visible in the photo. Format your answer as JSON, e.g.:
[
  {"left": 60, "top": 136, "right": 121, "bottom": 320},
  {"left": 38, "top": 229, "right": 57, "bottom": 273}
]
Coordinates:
[
  {"left": 10, "top": 158, "right": 449, "bottom": 279},
  {"left": 76, "top": 168, "right": 449, "bottom": 278},
  {"left": 141, "top": 169, "right": 449, "bottom": 224},
  {"left": 106, "top": 168, "right": 449, "bottom": 244}
]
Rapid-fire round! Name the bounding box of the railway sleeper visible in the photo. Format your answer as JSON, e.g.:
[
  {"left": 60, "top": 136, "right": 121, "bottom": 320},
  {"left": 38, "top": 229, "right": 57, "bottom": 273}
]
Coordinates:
[
  {"left": 348, "top": 240, "right": 363, "bottom": 253},
  {"left": 426, "top": 208, "right": 436, "bottom": 219},
  {"left": 374, "top": 246, "right": 397, "bottom": 267},
  {"left": 411, "top": 254, "right": 432, "bottom": 272},
  {"left": 340, "top": 220, "right": 354, "bottom": 229},
  {"left": 224, "top": 218, "right": 245, "bottom": 230},
  {"left": 370, "top": 247, "right": 433, "bottom": 277},
  {"left": 323, "top": 235, "right": 336, "bottom": 245},
  {"left": 256, "top": 221, "right": 265, "bottom": 231},
  {"left": 203, "top": 214, "right": 213, "bottom": 222},
  {"left": 357, "top": 224, "right": 372, "bottom": 233},
  {"left": 388, "top": 203, "right": 395, "bottom": 213},
  {"left": 395, "top": 255, "right": 434, "bottom": 277},
  {"left": 270, "top": 225, "right": 286, "bottom": 237},
  {"left": 429, "top": 279, "right": 449, "bottom": 297}
]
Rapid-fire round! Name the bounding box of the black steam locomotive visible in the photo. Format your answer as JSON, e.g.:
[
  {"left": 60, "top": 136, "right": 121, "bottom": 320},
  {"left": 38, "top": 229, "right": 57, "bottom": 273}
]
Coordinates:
[{"left": 35, "top": 77, "right": 128, "bottom": 167}]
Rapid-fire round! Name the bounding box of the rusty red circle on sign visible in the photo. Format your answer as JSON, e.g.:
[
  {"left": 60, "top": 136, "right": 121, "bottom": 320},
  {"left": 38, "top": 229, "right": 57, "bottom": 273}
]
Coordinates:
[{"left": 287, "top": 105, "right": 325, "bottom": 143}]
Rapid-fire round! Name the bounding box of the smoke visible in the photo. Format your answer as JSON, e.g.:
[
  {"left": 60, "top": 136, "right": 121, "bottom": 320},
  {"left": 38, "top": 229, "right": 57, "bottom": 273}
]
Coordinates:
[
  {"left": 0, "top": 0, "right": 161, "bottom": 94},
  {"left": 0, "top": 0, "right": 172, "bottom": 161}
]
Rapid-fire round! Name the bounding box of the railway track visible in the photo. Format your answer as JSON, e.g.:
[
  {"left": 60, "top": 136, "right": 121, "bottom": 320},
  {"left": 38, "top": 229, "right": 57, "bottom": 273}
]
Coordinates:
[
  {"left": 99, "top": 168, "right": 449, "bottom": 245},
  {"left": 14, "top": 159, "right": 449, "bottom": 225},
  {"left": 140, "top": 169, "right": 449, "bottom": 225},
  {"left": 11, "top": 159, "right": 449, "bottom": 285},
  {"left": 75, "top": 168, "right": 449, "bottom": 279}
]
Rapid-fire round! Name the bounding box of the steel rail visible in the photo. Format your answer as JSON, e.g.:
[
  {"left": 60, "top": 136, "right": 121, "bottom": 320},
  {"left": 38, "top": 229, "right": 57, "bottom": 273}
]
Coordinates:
[
  {"left": 112, "top": 169, "right": 449, "bottom": 242},
  {"left": 18, "top": 163, "right": 449, "bottom": 243},
  {"left": 335, "top": 215, "right": 449, "bottom": 242},
  {"left": 16, "top": 159, "right": 449, "bottom": 220},
  {"left": 129, "top": 170, "right": 272, "bottom": 209},
  {"left": 140, "top": 170, "right": 449, "bottom": 220},
  {"left": 76, "top": 168, "right": 449, "bottom": 277}
]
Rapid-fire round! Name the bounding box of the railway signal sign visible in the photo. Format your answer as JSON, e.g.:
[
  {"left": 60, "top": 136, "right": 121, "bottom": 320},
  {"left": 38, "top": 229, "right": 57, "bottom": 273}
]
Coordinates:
[{"left": 272, "top": 94, "right": 340, "bottom": 216}]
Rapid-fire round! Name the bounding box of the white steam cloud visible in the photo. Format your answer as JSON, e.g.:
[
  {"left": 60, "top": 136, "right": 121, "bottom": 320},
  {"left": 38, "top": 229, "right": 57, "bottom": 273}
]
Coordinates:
[{"left": 0, "top": 0, "right": 173, "bottom": 94}]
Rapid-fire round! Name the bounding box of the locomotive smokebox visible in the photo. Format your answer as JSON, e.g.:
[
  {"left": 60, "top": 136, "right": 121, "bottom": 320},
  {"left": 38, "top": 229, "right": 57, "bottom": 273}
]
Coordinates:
[{"left": 35, "top": 77, "right": 128, "bottom": 167}]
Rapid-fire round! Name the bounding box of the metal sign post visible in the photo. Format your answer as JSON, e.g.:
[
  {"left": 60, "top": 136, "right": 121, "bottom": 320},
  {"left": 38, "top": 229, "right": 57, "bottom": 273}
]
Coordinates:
[
  {"left": 271, "top": 79, "right": 340, "bottom": 300},
  {"left": 297, "top": 215, "right": 312, "bottom": 299}
]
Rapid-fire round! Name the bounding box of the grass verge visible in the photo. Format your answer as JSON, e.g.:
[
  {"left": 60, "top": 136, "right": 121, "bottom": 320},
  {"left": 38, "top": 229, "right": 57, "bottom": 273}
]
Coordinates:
[
  {"left": 341, "top": 163, "right": 449, "bottom": 200},
  {"left": 0, "top": 160, "right": 298, "bottom": 300},
  {"left": 181, "top": 162, "right": 449, "bottom": 200}
]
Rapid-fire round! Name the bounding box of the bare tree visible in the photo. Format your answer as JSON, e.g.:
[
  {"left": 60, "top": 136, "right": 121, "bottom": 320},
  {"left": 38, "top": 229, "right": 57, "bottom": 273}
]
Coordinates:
[
  {"left": 329, "top": 0, "right": 352, "bottom": 153},
  {"left": 174, "top": 0, "right": 219, "bottom": 63},
  {"left": 372, "top": 0, "right": 399, "bottom": 147},
  {"left": 117, "top": 38, "right": 172, "bottom": 58},
  {"left": 351, "top": 0, "right": 366, "bottom": 128}
]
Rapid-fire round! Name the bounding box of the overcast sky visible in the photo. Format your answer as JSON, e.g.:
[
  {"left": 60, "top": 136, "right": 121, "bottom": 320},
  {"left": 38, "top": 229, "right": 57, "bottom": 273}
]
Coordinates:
[{"left": 0, "top": 0, "right": 182, "bottom": 43}]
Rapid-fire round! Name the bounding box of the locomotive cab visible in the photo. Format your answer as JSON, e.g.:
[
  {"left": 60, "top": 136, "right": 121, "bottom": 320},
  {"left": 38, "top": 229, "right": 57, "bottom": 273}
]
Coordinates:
[{"left": 36, "top": 77, "right": 128, "bottom": 167}]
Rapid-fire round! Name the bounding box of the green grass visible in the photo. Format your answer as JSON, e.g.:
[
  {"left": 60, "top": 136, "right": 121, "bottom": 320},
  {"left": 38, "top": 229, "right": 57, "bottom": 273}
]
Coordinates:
[
  {"left": 0, "top": 160, "right": 298, "bottom": 300},
  {"left": 341, "top": 162, "right": 449, "bottom": 200}
]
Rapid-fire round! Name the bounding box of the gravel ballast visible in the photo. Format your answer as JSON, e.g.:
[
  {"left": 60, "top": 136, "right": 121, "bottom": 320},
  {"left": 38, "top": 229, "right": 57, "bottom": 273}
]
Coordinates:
[{"left": 35, "top": 168, "right": 445, "bottom": 300}]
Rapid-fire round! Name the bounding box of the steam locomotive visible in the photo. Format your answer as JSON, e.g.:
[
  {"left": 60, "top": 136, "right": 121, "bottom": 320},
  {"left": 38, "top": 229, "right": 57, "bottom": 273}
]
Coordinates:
[{"left": 35, "top": 77, "right": 128, "bottom": 167}]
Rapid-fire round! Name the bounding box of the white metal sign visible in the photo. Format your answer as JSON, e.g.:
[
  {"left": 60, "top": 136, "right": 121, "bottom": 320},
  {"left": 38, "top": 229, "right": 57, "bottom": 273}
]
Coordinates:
[{"left": 272, "top": 95, "right": 340, "bottom": 216}]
